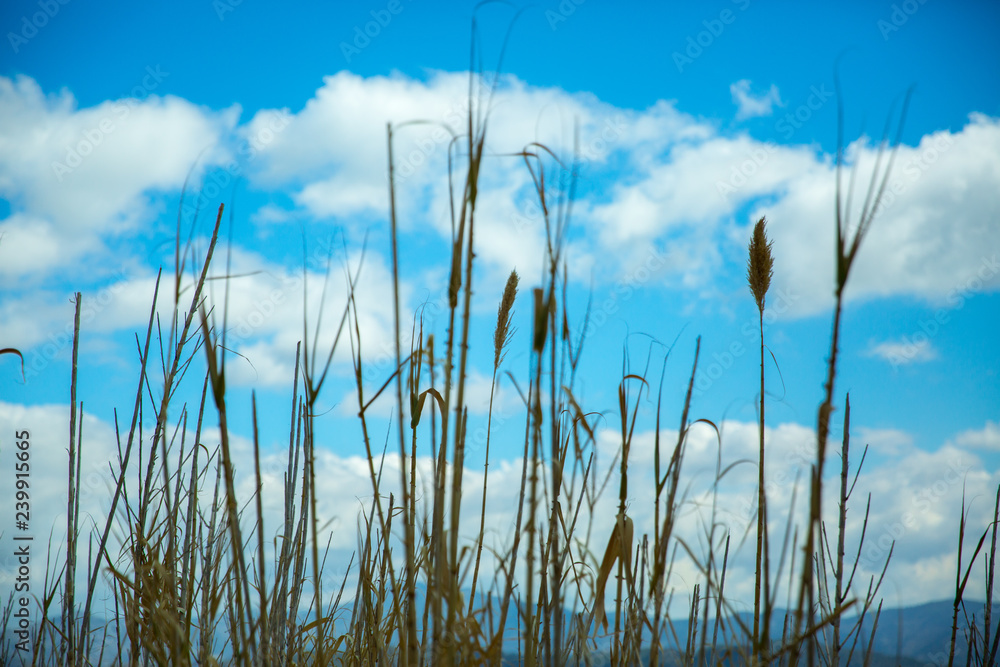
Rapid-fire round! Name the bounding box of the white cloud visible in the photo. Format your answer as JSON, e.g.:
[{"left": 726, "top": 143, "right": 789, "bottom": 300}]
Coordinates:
[
  {"left": 730, "top": 80, "right": 783, "bottom": 120},
  {"left": 952, "top": 421, "right": 1000, "bottom": 451},
  {"left": 0, "top": 235, "right": 404, "bottom": 393},
  {"left": 0, "top": 214, "right": 82, "bottom": 281},
  {"left": 605, "top": 418, "right": 1000, "bottom": 611},
  {"left": 0, "top": 74, "right": 238, "bottom": 282},
  {"left": 734, "top": 117, "right": 1000, "bottom": 317},
  {"left": 866, "top": 337, "right": 938, "bottom": 366},
  {"left": 3, "top": 70, "right": 999, "bottom": 383},
  {"left": 856, "top": 426, "right": 914, "bottom": 456},
  {"left": 573, "top": 109, "right": 1000, "bottom": 317},
  {"left": 4, "top": 402, "right": 992, "bottom": 619},
  {"left": 843, "top": 117, "right": 1000, "bottom": 305},
  {"left": 585, "top": 136, "right": 812, "bottom": 271},
  {"left": 297, "top": 174, "right": 386, "bottom": 218},
  {"left": 249, "top": 202, "right": 293, "bottom": 227},
  {"left": 189, "top": 244, "right": 403, "bottom": 390},
  {"left": 0, "top": 402, "right": 127, "bottom": 600},
  {"left": 0, "top": 75, "right": 237, "bottom": 230},
  {"left": 240, "top": 70, "right": 722, "bottom": 289}
]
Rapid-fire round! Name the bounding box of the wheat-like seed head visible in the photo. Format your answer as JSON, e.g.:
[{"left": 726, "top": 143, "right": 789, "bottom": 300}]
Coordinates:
[
  {"left": 493, "top": 269, "right": 519, "bottom": 370},
  {"left": 747, "top": 216, "right": 774, "bottom": 312}
]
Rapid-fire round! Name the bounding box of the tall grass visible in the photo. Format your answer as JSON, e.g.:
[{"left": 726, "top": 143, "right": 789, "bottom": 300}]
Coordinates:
[{"left": 3, "top": 41, "right": 999, "bottom": 667}]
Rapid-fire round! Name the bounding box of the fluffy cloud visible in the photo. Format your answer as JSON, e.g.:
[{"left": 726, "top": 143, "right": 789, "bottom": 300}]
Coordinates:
[
  {"left": 760, "top": 116, "right": 1000, "bottom": 316},
  {"left": 0, "top": 74, "right": 238, "bottom": 284},
  {"left": 730, "top": 79, "right": 783, "bottom": 119},
  {"left": 3, "top": 400, "right": 995, "bottom": 619},
  {"left": 6, "top": 70, "right": 997, "bottom": 339},
  {"left": 866, "top": 337, "right": 938, "bottom": 366},
  {"left": 951, "top": 421, "right": 1000, "bottom": 451}
]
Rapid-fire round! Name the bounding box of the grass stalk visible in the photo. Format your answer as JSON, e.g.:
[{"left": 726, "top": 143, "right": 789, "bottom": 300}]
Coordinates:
[
  {"left": 469, "top": 270, "right": 519, "bottom": 615},
  {"left": 747, "top": 215, "right": 774, "bottom": 665},
  {"left": 63, "top": 293, "right": 82, "bottom": 665},
  {"left": 791, "top": 79, "right": 911, "bottom": 666},
  {"left": 386, "top": 120, "right": 419, "bottom": 667}
]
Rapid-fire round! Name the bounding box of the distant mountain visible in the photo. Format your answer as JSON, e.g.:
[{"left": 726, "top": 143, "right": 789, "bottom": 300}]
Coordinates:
[
  {"left": 842, "top": 598, "right": 1000, "bottom": 664},
  {"left": 331, "top": 592, "right": 998, "bottom": 664},
  {"left": 614, "top": 599, "right": 998, "bottom": 665},
  {"left": 489, "top": 599, "right": 997, "bottom": 665},
  {"left": 7, "top": 597, "right": 995, "bottom": 664}
]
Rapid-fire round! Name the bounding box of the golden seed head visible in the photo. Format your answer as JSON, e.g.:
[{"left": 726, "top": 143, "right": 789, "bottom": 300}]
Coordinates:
[
  {"left": 493, "top": 269, "right": 519, "bottom": 369},
  {"left": 531, "top": 287, "right": 548, "bottom": 354},
  {"left": 747, "top": 216, "right": 774, "bottom": 312}
]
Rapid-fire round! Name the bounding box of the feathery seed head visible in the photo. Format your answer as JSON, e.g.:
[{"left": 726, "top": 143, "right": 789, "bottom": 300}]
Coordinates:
[
  {"left": 747, "top": 216, "right": 774, "bottom": 312},
  {"left": 532, "top": 287, "right": 548, "bottom": 353},
  {"left": 493, "top": 269, "right": 519, "bottom": 370}
]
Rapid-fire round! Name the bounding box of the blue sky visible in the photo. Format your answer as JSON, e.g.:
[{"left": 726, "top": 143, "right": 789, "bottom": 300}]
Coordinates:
[{"left": 1, "top": 0, "right": 999, "bottom": 615}]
